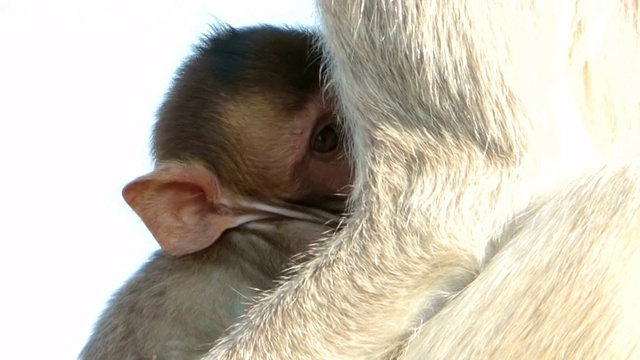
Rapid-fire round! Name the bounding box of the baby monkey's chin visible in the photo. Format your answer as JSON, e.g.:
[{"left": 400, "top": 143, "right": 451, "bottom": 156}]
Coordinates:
[
  {"left": 240, "top": 199, "right": 342, "bottom": 225},
  {"left": 287, "top": 193, "right": 350, "bottom": 217}
]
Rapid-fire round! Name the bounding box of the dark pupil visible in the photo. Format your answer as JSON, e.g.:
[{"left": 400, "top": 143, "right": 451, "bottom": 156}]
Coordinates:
[{"left": 313, "top": 125, "right": 339, "bottom": 154}]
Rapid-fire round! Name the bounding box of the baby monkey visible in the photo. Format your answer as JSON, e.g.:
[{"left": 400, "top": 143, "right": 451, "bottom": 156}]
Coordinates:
[{"left": 79, "top": 24, "right": 350, "bottom": 360}]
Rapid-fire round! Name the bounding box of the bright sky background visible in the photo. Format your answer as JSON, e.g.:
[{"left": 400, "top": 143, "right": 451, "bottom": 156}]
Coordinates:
[{"left": 0, "top": 1, "right": 316, "bottom": 359}]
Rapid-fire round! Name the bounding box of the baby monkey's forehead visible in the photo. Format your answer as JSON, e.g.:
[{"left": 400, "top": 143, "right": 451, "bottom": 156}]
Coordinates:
[{"left": 194, "top": 27, "right": 322, "bottom": 97}]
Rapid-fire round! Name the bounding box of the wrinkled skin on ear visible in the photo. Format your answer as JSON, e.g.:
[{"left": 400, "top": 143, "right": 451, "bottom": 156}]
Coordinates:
[{"left": 122, "top": 162, "right": 267, "bottom": 256}]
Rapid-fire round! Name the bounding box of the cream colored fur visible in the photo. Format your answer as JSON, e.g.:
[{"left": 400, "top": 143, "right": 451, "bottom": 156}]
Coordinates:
[{"left": 203, "top": 1, "right": 640, "bottom": 358}]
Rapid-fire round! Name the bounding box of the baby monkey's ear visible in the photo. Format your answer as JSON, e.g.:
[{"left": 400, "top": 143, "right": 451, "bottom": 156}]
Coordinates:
[{"left": 122, "top": 162, "right": 245, "bottom": 256}]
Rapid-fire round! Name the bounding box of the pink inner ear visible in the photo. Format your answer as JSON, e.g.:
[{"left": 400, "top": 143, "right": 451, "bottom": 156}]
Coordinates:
[{"left": 122, "top": 163, "right": 240, "bottom": 256}]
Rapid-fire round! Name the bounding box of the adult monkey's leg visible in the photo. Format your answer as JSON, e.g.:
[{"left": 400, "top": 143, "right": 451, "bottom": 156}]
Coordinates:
[{"left": 399, "top": 152, "right": 640, "bottom": 359}]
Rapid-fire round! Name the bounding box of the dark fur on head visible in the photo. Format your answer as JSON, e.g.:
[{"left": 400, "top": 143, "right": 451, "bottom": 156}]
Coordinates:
[{"left": 152, "top": 24, "right": 328, "bottom": 198}]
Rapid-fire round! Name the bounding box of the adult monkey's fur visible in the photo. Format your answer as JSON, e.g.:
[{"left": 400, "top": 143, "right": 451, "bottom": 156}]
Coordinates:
[{"left": 203, "top": 0, "right": 640, "bottom": 358}]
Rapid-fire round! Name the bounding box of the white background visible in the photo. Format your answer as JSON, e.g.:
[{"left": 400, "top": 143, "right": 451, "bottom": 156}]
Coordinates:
[{"left": 0, "top": 1, "right": 315, "bottom": 358}]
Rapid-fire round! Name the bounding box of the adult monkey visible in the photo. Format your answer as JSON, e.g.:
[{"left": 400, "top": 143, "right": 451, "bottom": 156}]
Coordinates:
[{"left": 204, "top": 0, "right": 640, "bottom": 359}]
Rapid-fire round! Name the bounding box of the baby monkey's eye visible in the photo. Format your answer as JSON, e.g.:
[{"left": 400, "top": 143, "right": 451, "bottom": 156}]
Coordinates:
[{"left": 312, "top": 124, "right": 341, "bottom": 154}]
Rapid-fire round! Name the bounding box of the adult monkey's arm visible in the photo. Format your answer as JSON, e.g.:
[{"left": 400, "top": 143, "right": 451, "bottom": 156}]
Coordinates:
[{"left": 204, "top": 0, "right": 640, "bottom": 358}]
